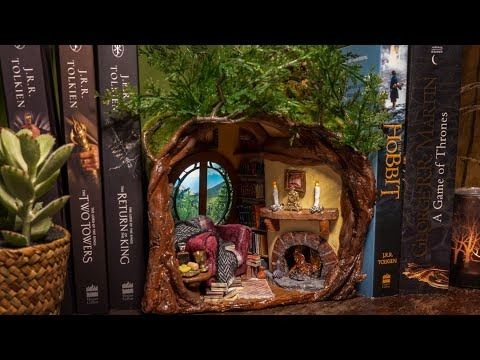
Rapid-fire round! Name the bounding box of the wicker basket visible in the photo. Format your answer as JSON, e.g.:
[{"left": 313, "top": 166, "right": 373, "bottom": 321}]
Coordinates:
[{"left": 0, "top": 225, "right": 70, "bottom": 315}]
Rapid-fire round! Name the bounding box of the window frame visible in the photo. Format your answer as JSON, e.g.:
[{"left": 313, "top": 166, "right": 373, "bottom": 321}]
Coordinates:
[{"left": 169, "top": 151, "right": 238, "bottom": 224}]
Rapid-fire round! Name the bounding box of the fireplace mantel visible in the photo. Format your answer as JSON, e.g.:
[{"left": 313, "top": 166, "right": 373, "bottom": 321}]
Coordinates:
[{"left": 260, "top": 207, "right": 339, "bottom": 239}]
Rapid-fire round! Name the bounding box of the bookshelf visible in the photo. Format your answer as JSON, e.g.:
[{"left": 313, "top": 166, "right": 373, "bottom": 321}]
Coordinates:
[
  {"left": 109, "top": 287, "right": 480, "bottom": 315},
  {"left": 235, "top": 156, "right": 269, "bottom": 269},
  {"left": 236, "top": 157, "right": 265, "bottom": 228}
]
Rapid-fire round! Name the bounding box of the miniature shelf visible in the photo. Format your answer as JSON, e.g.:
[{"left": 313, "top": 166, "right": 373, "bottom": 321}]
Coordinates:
[
  {"left": 259, "top": 207, "right": 339, "bottom": 239},
  {"left": 239, "top": 175, "right": 265, "bottom": 181}
]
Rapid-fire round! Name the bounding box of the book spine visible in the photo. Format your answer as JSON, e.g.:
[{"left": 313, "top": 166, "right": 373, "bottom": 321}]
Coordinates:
[
  {"left": 371, "top": 45, "right": 409, "bottom": 297},
  {"left": 342, "top": 45, "right": 406, "bottom": 297},
  {"left": 56, "top": 45, "right": 109, "bottom": 313},
  {"left": 41, "top": 45, "right": 77, "bottom": 313},
  {"left": 400, "top": 45, "right": 462, "bottom": 294},
  {"left": 0, "top": 45, "right": 65, "bottom": 226},
  {"left": 96, "top": 45, "right": 146, "bottom": 310},
  {"left": 0, "top": 45, "right": 75, "bottom": 313}
]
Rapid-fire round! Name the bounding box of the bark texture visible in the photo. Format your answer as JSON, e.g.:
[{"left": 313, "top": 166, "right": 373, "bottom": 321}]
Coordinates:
[{"left": 142, "top": 116, "right": 376, "bottom": 314}]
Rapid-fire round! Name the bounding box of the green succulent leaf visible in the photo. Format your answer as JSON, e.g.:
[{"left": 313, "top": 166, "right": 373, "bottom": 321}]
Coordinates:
[
  {"left": 0, "top": 165, "right": 34, "bottom": 202},
  {"left": 32, "top": 195, "right": 69, "bottom": 222},
  {"left": 36, "top": 134, "right": 56, "bottom": 165},
  {"left": 31, "top": 217, "right": 53, "bottom": 242},
  {"left": 0, "top": 136, "right": 5, "bottom": 163},
  {"left": 34, "top": 170, "right": 60, "bottom": 198},
  {"left": 0, "top": 180, "right": 19, "bottom": 213},
  {"left": 36, "top": 144, "right": 74, "bottom": 184},
  {"left": 33, "top": 202, "right": 43, "bottom": 212},
  {"left": 19, "top": 133, "right": 41, "bottom": 177},
  {"left": 1, "top": 230, "right": 28, "bottom": 247},
  {"left": 16, "top": 129, "right": 33, "bottom": 137},
  {"left": 0, "top": 128, "right": 28, "bottom": 172},
  {"left": 14, "top": 215, "right": 22, "bottom": 231}
]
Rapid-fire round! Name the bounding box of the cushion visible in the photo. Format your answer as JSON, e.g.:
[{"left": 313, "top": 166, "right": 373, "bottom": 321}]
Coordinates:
[
  {"left": 192, "top": 215, "right": 216, "bottom": 233},
  {"left": 216, "top": 241, "right": 238, "bottom": 286}
]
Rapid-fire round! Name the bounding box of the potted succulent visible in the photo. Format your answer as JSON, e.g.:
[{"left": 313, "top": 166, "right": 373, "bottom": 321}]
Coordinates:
[{"left": 0, "top": 127, "right": 73, "bottom": 315}]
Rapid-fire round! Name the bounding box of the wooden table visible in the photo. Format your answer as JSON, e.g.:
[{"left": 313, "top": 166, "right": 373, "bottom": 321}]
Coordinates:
[
  {"left": 182, "top": 270, "right": 211, "bottom": 291},
  {"left": 182, "top": 270, "right": 211, "bottom": 284},
  {"left": 259, "top": 207, "right": 339, "bottom": 239}
]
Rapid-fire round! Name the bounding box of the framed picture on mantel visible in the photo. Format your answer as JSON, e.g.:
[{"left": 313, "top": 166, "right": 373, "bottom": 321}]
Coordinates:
[{"left": 284, "top": 169, "right": 306, "bottom": 196}]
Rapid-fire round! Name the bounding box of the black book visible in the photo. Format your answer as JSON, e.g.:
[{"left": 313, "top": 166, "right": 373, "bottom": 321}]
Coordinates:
[
  {"left": 96, "top": 45, "right": 146, "bottom": 310},
  {"left": 0, "top": 45, "right": 75, "bottom": 313},
  {"left": 56, "top": 45, "right": 109, "bottom": 313},
  {"left": 0, "top": 45, "right": 65, "bottom": 226},
  {"left": 400, "top": 45, "right": 463, "bottom": 294}
]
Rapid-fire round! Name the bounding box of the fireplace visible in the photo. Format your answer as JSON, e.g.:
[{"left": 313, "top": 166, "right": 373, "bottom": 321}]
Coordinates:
[{"left": 270, "top": 232, "right": 338, "bottom": 291}]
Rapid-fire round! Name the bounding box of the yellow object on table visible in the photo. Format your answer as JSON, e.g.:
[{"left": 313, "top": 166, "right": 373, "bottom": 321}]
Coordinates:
[{"left": 179, "top": 264, "right": 192, "bottom": 273}]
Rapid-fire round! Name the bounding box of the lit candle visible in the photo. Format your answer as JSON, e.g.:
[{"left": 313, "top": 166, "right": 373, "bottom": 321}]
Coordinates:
[
  {"left": 272, "top": 181, "right": 280, "bottom": 206},
  {"left": 314, "top": 181, "right": 320, "bottom": 208}
]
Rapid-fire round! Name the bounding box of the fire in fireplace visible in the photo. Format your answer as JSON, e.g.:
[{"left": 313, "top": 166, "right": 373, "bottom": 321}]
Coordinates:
[
  {"left": 268, "top": 232, "right": 338, "bottom": 291},
  {"left": 285, "top": 246, "right": 322, "bottom": 281}
]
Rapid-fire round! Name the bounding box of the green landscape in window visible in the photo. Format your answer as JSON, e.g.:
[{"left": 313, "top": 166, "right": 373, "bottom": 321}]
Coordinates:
[{"left": 174, "top": 163, "right": 230, "bottom": 223}]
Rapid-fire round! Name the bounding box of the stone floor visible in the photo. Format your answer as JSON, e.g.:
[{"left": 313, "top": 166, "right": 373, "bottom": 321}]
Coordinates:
[{"left": 110, "top": 287, "right": 480, "bottom": 315}]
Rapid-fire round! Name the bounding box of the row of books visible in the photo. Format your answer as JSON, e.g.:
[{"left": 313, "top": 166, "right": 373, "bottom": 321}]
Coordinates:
[
  {"left": 238, "top": 159, "right": 264, "bottom": 176},
  {"left": 343, "top": 45, "right": 463, "bottom": 297},
  {"left": 249, "top": 232, "right": 266, "bottom": 255},
  {"left": 246, "top": 254, "right": 262, "bottom": 278},
  {"left": 204, "top": 279, "right": 242, "bottom": 303},
  {"left": 239, "top": 183, "right": 264, "bottom": 200},
  {"left": 0, "top": 45, "right": 146, "bottom": 314}
]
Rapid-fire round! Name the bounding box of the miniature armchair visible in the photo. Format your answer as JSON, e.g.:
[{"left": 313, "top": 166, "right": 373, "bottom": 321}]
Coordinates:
[{"left": 181, "top": 216, "right": 251, "bottom": 284}]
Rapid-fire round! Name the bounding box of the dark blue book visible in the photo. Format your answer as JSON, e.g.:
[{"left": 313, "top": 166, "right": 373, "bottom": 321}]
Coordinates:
[{"left": 342, "top": 45, "right": 409, "bottom": 297}]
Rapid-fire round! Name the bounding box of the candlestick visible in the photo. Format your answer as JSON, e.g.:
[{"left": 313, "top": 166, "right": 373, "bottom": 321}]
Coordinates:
[
  {"left": 273, "top": 181, "right": 279, "bottom": 206},
  {"left": 310, "top": 181, "right": 323, "bottom": 213},
  {"left": 270, "top": 180, "right": 282, "bottom": 212},
  {"left": 314, "top": 181, "right": 320, "bottom": 207}
]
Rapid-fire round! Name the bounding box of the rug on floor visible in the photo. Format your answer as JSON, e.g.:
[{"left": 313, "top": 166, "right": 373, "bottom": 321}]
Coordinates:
[{"left": 237, "top": 278, "right": 274, "bottom": 300}]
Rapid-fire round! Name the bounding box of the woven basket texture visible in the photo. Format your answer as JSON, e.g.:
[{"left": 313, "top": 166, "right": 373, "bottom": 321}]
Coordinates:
[{"left": 0, "top": 226, "right": 70, "bottom": 315}]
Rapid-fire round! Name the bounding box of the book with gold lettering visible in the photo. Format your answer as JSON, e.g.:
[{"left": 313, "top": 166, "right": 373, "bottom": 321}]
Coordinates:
[
  {"left": 0, "top": 45, "right": 65, "bottom": 226},
  {"left": 342, "top": 45, "right": 409, "bottom": 297},
  {"left": 56, "top": 45, "right": 109, "bottom": 313},
  {"left": 400, "top": 45, "right": 462, "bottom": 294},
  {"left": 0, "top": 45, "right": 76, "bottom": 313},
  {"left": 96, "top": 45, "right": 146, "bottom": 310}
]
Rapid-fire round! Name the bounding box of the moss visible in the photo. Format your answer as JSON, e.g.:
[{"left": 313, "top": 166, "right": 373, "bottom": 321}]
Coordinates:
[{"left": 143, "top": 114, "right": 188, "bottom": 158}]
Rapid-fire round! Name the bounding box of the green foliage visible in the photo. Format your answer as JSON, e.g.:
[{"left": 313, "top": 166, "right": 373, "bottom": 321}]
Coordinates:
[
  {"left": 143, "top": 115, "right": 187, "bottom": 157},
  {"left": 207, "top": 183, "right": 229, "bottom": 224},
  {"left": 0, "top": 128, "right": 73, "bottom": 248},
  {"left": 175, "top": 188, "right": 199, "bottom": 221},
  {"left": 102, "top": 45, "right": 390, "bottom": 156}
]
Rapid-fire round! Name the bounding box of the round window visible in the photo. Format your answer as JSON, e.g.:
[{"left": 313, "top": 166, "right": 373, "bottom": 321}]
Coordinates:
[{"left": 172, "top": 159, "right": 233, "bottom": 224}]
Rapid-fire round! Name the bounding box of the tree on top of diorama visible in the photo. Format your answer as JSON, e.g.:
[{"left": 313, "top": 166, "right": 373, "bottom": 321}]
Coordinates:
[
  {"left": 102, "top": 45, "right": 389, "bottom": 156},
  {"left": 0, "top": 127, "right": 73, "bottom": 248}
]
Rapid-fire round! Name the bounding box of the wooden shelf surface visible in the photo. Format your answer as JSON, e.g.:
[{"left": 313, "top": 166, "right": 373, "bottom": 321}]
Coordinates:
[
  {"left": 107, "top": 287, "right": 480, "bottom": 315},
  {"left": 260, "top": 207, "right": 339, "bottom": 221}
]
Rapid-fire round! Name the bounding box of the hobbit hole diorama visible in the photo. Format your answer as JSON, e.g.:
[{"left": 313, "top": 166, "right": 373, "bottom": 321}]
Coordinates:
[
  {"left": 105, "top": 45, "right": 385, "bottom": 313},
  {"left": 141, "top": 117, "right": 374, "bottom": 313}
]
